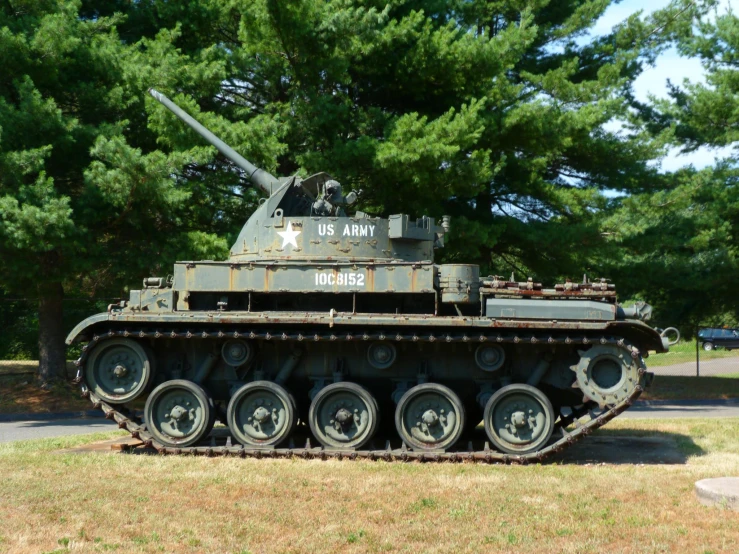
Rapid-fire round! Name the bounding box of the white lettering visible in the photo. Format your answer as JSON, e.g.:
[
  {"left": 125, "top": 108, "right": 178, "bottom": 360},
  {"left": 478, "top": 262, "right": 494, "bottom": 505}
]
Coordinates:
[
  {"left": 338, "top": 224, "right": 377, "bottom": 237},
  {"left": 313, "top": 271, "right": 366, "bottom": 288}
]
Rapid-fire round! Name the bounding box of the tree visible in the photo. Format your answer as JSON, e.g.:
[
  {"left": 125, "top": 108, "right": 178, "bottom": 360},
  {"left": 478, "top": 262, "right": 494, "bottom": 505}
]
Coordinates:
[
  {"left": 604, "top": 3, "right": 739, "bottom": 328},
  {"left": 0, "top": 1, "right": 230, "bottom": 381},
  {"left": 140, "top": 0, "right": 695, "bottom": 284}
]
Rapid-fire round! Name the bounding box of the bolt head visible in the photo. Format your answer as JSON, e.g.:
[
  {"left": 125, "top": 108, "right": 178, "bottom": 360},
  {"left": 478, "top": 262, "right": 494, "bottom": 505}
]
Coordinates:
[
  {"left": 252, "top": 406, "right": 270, "bottom": 423},
  {"left": 421, "top": 410, "right": 439, "bottom": 427}
]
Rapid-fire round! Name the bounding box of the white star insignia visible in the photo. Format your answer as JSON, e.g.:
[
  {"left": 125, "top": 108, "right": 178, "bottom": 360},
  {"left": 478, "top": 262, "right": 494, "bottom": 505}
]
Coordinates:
[{"left": 277, "top": 221, "right": 301, "bottom": 249}]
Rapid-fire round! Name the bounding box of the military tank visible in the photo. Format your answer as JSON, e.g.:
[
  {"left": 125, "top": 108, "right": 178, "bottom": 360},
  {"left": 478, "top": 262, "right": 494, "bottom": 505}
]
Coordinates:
[{"left": 67, "top": 89, "right": 670, "bottom": 462}]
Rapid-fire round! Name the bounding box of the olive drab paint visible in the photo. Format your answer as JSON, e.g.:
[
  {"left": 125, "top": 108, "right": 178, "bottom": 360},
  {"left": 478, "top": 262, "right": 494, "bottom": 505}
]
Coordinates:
[{"left": 66, "top": 90, "right": 669, "bottom": 459}]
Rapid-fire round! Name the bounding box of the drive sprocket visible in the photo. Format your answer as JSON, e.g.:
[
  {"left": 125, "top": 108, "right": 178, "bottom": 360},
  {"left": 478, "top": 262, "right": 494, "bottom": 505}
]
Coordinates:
[{"left": 571, "top": 343, "right": 644, "bottom": 408}]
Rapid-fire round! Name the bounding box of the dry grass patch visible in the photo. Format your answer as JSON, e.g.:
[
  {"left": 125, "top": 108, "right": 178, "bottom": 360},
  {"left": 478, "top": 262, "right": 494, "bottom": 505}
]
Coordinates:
[{"left": 1, "top": 420, "right": 739, "bottom": 553}]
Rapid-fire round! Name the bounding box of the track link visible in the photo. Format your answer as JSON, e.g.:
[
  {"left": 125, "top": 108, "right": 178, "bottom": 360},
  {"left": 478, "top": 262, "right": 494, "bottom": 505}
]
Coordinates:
[{"left": 74, "top": 328, "right": 646, "bottom": 463}]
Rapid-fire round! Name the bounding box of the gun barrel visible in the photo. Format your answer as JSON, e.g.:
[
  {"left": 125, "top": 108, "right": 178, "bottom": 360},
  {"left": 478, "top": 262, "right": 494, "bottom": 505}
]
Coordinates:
[{"left": 148, "top": 88, "right": 278, "bottom": 195}]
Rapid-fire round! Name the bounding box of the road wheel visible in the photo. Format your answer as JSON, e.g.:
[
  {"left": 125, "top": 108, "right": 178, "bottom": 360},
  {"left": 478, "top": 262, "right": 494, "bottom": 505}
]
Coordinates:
[
  {"left": 144, "top": 380, "right": 215, "bottom": 447},
  {"left": 85, "top": 339, "right": 154, "bottom": 404},
  {"left": 309, "top": 382, "right": 379, "bottom": 449},
  {"left": 483, "top": 384, "right": 555, "bottom": 455},
  {"left": 703, "top": 342, "right": 714, "bottom": 351},
  {"left": 395, "top": 383, "right": 465, "bottom": 451},
  {"left": 227, "top": 381, "right": 296, "bottom": 447}
]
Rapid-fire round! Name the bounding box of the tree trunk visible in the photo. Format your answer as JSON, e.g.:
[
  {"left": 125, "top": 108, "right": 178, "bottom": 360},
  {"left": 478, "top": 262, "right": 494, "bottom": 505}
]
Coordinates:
[{"left": 38, "top": 282, "right": 66, "bottom": 383}]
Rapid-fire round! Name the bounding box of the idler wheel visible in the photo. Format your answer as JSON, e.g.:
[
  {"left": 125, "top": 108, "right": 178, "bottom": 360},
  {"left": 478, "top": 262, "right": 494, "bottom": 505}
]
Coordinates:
[
  {"left": 475, "top": 344, "right": 505, "bottom": 372},
  {"left": 144, "top": 380, "right": 215, "bottom": 447},
  {"left": 221, "top": 339, "right": 253, "bottom": 367},
  {"left": 367, "top": 342, "right": 397, "bottom": 370},
  {"left": 395, "top": 383, "right": 465, "bottom": 451},
  {"left": 572, "top": 344, "right": 642, "bottom": 407},
  {"left": 309, "top": 382, "right": 379, "bottom": 449},
  {"left": 85, "top": 338, "right": 154, "bottom": 404},
  {"left": 227, "top": 381, "right": 296, "bottom": 447},
  {"left": 483, "top": 384, "right": 555, "bottom": 455}
]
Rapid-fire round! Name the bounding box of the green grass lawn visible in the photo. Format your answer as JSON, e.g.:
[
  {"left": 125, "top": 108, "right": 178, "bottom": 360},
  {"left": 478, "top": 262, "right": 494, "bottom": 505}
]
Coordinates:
[
  {"left": 1, "top": 419, "right": 738, "bottom": 553},
  {"left": 646, "top": 339, "right": 739, "bottom": 368}
]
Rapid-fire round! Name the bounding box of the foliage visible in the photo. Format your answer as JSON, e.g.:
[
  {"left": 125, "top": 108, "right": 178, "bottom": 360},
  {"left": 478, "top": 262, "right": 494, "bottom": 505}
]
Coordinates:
[
  {"left": 137, "top": 0, "right": 691, "bottom": 282},
  {"left": 607, "top": 2, "right": 739, "bottom": 328},
  {"left": 0, "top": 1, "right": 231, "bottom": 299}
]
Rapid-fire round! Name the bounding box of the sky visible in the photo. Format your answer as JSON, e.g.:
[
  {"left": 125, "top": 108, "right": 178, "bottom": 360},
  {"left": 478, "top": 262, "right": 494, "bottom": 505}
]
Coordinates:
[{"left": 593, "top": 0, "right": 735, "bottom": 171}]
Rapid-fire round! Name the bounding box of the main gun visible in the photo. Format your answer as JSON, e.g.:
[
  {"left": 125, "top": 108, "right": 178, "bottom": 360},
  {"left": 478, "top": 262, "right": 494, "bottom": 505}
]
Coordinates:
[{"left": 148, "top": 88, "right": 279, "bottom": 196}]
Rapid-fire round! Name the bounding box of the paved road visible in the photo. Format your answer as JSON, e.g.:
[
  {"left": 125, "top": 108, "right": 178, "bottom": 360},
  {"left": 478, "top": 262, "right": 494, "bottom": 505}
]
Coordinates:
[
  {"left": 0, "top": 417, "right": 116, "bottom": 443},
  {"left": 2, "top": 400, "right": 739, "bottom": 444}
]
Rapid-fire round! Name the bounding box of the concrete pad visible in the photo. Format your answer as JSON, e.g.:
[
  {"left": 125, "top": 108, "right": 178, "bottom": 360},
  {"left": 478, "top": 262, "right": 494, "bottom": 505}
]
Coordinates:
[
  {"left": 695, "top": 477, "right": 739, "bottom": 510},
  {"left": 551, "top": 435, "right": 685, "bottom": 465}
]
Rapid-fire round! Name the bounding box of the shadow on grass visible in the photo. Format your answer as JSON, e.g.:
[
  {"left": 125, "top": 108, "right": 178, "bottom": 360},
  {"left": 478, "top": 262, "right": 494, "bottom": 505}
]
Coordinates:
[
  {"left": 549, "top": 427, "right": 704, "bottom": 465},
  {"left": 111, "top": 427, "right": 703, "bottom": 466},
  {"left": 643, "top": 375, "right": 739, "bottom": 401},
  {"left": 51, "top": 418, "right": 704, "bottom": 466}
]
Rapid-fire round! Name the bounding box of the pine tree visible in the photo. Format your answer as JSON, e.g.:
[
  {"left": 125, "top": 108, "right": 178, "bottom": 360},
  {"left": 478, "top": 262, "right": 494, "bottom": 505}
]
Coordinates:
[
  {"left": 142, "top": 0, "right": 693, "bottom": 283},
  {"left": 0, "top": 1, "right": 229, "bottom": 381},
  {"left": 607, "top": 3, "right": 739, "bottom": 327}
]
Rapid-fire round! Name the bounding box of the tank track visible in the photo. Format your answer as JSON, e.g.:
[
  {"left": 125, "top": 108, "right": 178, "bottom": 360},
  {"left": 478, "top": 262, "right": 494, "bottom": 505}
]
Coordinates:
[{"left": 73, "top": 327, "right": 646, "bottom": 464}]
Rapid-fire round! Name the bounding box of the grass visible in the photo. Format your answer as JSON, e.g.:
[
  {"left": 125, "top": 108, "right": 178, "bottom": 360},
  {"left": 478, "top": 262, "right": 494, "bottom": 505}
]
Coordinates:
[
  {"left": 1, "top": 419, "right": 739, "bottom": 553},
  {"left": 646, "top": 339, "right": 739, "bottom": 368},
  {"left": 643, "top": 374, "right": 739, "bottom": 401},
  {"left": 641, "top": 340, "right": 739, "bottom": 400}
]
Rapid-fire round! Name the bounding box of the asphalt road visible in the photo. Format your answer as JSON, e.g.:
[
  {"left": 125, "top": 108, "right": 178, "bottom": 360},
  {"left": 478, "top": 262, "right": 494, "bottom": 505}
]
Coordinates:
[
  {"left": 3, "top": 400, "right": 739, "bottom": 443},
  {"left": 0, "top": 417, "right": 116, "bottom": 443}
]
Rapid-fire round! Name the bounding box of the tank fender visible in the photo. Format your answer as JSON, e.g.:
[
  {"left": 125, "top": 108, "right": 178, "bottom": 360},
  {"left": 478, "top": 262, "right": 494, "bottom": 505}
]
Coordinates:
[
  {"left": 65, "top": 313, "right": 110, "bottom": 345},
  {"left": 605, "top": 320, "right": 667, "bottom": 354}
]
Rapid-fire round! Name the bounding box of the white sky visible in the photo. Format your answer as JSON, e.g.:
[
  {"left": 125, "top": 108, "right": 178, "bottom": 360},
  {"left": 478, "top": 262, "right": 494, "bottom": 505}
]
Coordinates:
[{"left": 593, "top": 0, "right": 735, "bottom": 170}]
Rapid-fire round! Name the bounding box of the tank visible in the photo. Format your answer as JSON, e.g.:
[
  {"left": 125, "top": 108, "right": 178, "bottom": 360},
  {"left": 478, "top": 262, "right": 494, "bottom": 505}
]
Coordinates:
[{"left": 66, "top": 89, "right": 671, "bottom": 462}]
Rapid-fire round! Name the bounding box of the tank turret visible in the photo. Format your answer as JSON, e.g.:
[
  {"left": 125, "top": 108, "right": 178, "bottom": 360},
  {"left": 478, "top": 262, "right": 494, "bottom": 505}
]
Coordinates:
[{"left": 149, "top": 89, "right": 447, "bottom": 264}]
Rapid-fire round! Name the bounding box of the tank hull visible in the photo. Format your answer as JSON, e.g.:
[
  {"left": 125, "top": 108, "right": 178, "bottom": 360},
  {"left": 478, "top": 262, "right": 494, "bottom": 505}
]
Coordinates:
[{"left": 69, "top": 311, "right": 659, "bottom": 460}]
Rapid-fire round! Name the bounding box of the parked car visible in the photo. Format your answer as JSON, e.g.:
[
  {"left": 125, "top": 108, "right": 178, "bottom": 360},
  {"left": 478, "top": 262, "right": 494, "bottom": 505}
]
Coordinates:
[{"left": 697, "top": 328, "right": 739, "bottom": 351}]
